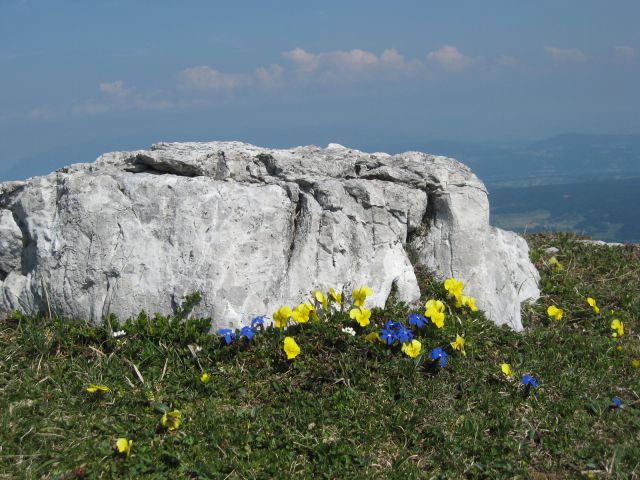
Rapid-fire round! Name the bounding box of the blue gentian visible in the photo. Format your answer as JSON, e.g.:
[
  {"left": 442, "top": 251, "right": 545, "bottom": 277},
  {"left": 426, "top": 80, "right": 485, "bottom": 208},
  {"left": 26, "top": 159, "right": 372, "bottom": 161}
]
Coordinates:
[
  {"left": 429, "top": 347, "right": 448, "bottom": 367},
  {"left": 239, "top": 326, "right": 255, "bottom": 341},
  {"left": 612, "top": 396, "right": 623, "bottom": 409},
  {"left": 522, "top": 374, "right": 539, "bottom": 388},
  {"left": 380, "top": 320, "right": 413, "bottom": 345},
  {"left": 251, "top": 316, "right": 266, "bottom": 329},
  {"left": 218, "top": 328, "right": 235, "bottom": 345},
  {"left": 380, "top": 320, "right": 400, "bottom": 345},
  {"left": 408, "top": 313, "right": 427, "bottom": 329},
  {"left": 396, "top": 325, "right": 413, "bottom": 344}
]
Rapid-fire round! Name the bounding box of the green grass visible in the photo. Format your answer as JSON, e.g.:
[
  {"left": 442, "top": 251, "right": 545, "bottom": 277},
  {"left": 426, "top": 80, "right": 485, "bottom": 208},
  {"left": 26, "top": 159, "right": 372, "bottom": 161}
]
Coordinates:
[{"left": 1, "top": 233, "right": 639, "bottom": 479}]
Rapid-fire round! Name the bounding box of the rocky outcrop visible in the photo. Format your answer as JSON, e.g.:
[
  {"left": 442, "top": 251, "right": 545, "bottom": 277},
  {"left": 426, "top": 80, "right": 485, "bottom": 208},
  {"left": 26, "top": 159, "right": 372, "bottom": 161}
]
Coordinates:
[{"left": 0, "top": 142, "right": 539, "bottom": 330}]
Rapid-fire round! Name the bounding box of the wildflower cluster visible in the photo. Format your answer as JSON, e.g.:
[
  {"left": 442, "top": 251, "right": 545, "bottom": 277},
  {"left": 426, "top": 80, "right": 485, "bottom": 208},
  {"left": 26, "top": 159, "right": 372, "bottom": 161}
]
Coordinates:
[
  {"left": 217, "top": 315, "right": 266, "bottom": 345},
  {"left": 80, "top": 258, "right": 633, "bottom": 466}
]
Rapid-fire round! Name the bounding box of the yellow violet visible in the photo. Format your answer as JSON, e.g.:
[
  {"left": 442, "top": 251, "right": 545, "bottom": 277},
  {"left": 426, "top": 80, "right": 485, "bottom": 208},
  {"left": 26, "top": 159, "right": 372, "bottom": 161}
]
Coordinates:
[
  {"left": 86, "top": 384, "right": 110, "bottom": 394},
  {"left": 401, "top": 339, "right": 422, "bottom": 358},
  {"left": 425, "top": 299, "right": 446, "bottom": 328},
  {"left": 273, "top": 306, "right": 293, "bottom": 329},
  {"left": 586, "top": 297, "right": 600, "bottom": 314},
  {"left": 200, "top": 372, "right": 211, "bottom": 383},
  {"left": 161, "top": 410, "right": 181, "bottom": 431},
  {"left": 352, "top": 286, "right": 373, "bottom": 307},
  {"left": 283, "top": 336, "right": 301, "bottom": 359},
  {"left": 547, "top": 305, "right": 564, "bottom": 321},
  {"left": 501, "top": 363, "right": 513, "bottom": 378},
  {"left": 444, "top": 278, "right": 464, "bottom": 302},
  {"left": 461, "top": 296, "right": 478, "bottom": 312},
  {"left": 549, "top": 256, "right": 563, "bottom": 272},
  {"left": 292, "top": 302, "right": 314, "bottom": 323},
  {"left": 611, "top": 319, "right": 624, "bottom": 337},
  {"left": 631, "top": 359, "right": 640, "bottom": 368},
  {"left": 116, "top": 438, "right": 133, "bottom": 457},
  {"left": 330, "top": 288, "right": 343, "bottom": 305},
  {"left": 314, "top": 290, "right": 329, "bottom": 310},
  {"left": 365, "top": 331, "right": 381, "bottom": 343},
  {"left": 450, "top": 334, "right": 466, "bottom": 356},
  {"left": 349, "top": 306, "right": 372, "bottom": 327}
]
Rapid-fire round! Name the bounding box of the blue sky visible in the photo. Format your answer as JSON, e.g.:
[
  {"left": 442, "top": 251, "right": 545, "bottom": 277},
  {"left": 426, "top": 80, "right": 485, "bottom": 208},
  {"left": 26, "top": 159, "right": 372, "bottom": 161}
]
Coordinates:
[{"left": 1, "top": 0, "right": 639, "bottom": 179}]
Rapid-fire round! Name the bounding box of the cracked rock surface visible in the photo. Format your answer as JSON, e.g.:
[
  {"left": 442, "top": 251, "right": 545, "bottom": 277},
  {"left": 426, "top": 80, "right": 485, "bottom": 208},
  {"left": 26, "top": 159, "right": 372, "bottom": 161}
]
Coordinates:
[{"left": 0, "top": 141, "right": 539, "bottom": 330}]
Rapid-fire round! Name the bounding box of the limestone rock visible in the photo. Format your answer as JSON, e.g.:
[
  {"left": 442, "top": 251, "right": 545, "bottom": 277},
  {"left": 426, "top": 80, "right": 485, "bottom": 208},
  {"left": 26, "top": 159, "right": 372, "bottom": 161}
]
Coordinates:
[{"left": 0, "top": 141, "right": 539, "bottom": 330}]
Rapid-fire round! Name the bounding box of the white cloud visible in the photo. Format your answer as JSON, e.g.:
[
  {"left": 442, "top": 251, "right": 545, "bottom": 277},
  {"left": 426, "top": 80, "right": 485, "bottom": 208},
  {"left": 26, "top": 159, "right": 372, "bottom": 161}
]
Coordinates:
[
  {"left": 255, "top": 64, "right": 285, "bottom": 88},
  {"left": 427, "top": 45, "right": 475, "bottom": 72},
  {"left": 496, "top": 55, "right": 518, "bottom": 67},
  {"left": 281, "top": 47, "right": 422, "bottom": 82},
  {"left": 614, "top": 45, "right": 635, "bottom": 60},
  {"left": 544, "top": 46, "right": 587, "bottom": 63},
  {"left": 281, "top": 47, "right": 319, "bottom": 73},
  {"left": 178, "top": 66, "right": 249, "bottom": 90},
  {"left": 99, "top": 80, "right": 132, "bottom": 98},
  {"left": 27, "top": 106, "right": 58, "bottom": 121},
  {"left": 73, "top": 81, "right": 171, "bottom": 116}
]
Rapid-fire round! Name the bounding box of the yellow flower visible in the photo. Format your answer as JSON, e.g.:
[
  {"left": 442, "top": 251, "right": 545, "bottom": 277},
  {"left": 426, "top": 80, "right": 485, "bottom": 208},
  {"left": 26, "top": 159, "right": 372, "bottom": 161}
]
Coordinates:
[
  {"left": 161, "top": 410, "right": 181, "bottom": 431},
  {"left": 273, "top": 306, "right": 293, "bottom": 329},
  {"left": 425, "top": 299, "right": 446, "bottom": 328},
  {"left": 549, "top": 256, "right": 563, "bottom": 272},
  {"left": 349, "top": 306, "right": 371, "bottom": 327},
  {"left": 611, "top": 319, "right": 624, "bottom": 337},
  {"left": 352, "top": 286, "right": 373, "bottom": 307},
  {"left": 116, "top": 438, "right": 133, "bottom": 457},
  {"left": 547, "top": 305, "right": 564, "bottom": 321},
  {"left": 200, "top": 372, "right": 211, "bottom": 383},
  {"left": 283, "top": 336, "right": 301, "bottom": 359},
  {"left": 292, "top": 302, "right": 314, "bottom": 323},
  {"left": 330, "top": 288, "right": 343, "bottom": 305},
  {"left": 587, "top": 297, "right": 600, "bottom": 314},
  {"left": 86, "top": 384, "right": 110, "bottom": 394},
  {"left": 314, "top": 290, "right": 329, "bottom": 310},
  {"left": 461, "top": 296, "right": 478, "bottom": 312},
  {"left": 444, "top": 278, "right": 464, "bottom": 303},
  {"left": 401, "top": 339, "right": 422, "bottom": 358},
  {"left": 631, "top": 359, "right": 640, "bottom": 368},
  {"left": 501, "top": 363, "right": 513, "bottom": 378},
  {"left": 450, "top": 334, "right": 466, "bottom": 356},
  {"left": 365, "top": 332, "right": 381, "bottom": 343}
]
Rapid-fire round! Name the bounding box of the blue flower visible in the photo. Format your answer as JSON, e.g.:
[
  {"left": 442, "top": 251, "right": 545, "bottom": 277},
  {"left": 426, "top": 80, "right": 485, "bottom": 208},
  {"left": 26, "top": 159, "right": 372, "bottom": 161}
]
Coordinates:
[
  {"left": 380, "top": 320, "right": 400, "bottom": 345},
  {"left": 239, "top": 326, "right": 255, "bottom": 341},
  {"left": 251, "top": 316, "right": 266, "bottom": 329},
  {"left": 380, "top": 320, "right": 413, "bottom": 345},
  {"left": 218, "top": 328, "right": 235, "bottom": 345},
  {"left": 396, "top": 326, "right": 413, "bottom": 344},
  {"left": 522, "top": 374, "right": 539, "bottom": 388},
  {"left": 429, "top": 347, "right": 448, "bottom": 367},
  {"left": 612, "top": 396, "right": 623, "bottom": 409},
  {"left": 408, "top": 313, "right": 427, "bottom": 329}
]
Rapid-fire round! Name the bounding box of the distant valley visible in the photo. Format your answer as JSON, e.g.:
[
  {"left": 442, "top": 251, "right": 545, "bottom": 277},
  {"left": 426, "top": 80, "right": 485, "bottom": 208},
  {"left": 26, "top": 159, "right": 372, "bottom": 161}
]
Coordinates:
[{"left": 414, "top": 133, "right": 640, "bottom": 243}]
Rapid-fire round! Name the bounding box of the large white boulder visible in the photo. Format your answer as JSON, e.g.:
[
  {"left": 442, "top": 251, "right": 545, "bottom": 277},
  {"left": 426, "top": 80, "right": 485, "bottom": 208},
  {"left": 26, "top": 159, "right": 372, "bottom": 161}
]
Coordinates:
[{"left": 0, "top": 142, "right": 539, "bottom": 330}]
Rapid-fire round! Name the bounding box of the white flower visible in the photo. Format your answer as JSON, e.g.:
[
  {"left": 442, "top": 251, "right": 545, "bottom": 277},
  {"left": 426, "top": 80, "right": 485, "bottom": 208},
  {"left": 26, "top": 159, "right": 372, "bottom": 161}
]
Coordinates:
[
  {"left": 112, "top": 330, "right": 126, "bottom": 338},
  {"left": 341, "top": 327, "right": 356, "bottom": 336}
]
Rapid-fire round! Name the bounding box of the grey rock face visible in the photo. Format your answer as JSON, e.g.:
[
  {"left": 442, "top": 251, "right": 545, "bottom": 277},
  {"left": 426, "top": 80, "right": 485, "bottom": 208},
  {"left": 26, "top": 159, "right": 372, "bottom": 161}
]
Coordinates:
[{"left": 0, "top": 141, "right": 539, "bottom": 330}]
